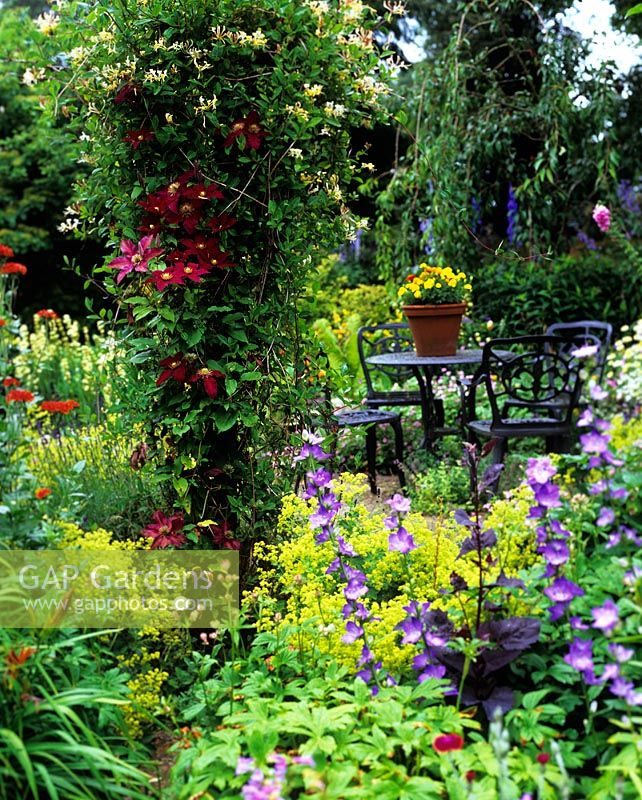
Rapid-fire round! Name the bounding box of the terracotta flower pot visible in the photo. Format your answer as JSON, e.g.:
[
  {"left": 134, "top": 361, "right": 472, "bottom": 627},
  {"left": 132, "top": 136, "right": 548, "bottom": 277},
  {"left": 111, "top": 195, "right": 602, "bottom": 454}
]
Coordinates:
[{"left": 402, "top": 303, "right": 467, "bottom": 356}]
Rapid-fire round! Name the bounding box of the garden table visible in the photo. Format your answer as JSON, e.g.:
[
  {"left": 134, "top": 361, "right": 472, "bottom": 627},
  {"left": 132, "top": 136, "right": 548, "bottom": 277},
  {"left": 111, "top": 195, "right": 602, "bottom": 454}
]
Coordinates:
[{"left": 365, "top": 349, "right": 487, "bottom": 448}]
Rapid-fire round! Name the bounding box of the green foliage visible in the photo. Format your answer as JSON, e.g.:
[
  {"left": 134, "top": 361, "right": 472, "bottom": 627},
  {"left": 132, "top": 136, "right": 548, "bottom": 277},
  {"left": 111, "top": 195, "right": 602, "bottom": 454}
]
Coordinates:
[
  {"left": 0, "top": 9, "right": 83, "bottom": 254},
  {"left": 42, "top": 0, "right": 395, "bottom": 543},
  {"left": 375, "top": 0, "right": 621, "bottom": 281},
  {"left": 0, "top": 628, "right": 153, "bottom": 800},
  {"left": 473, "top": 249, "right": 642, "bottom": 337},
  {"left": 410, "top": 462, "right": 470, "bottom": 516}
]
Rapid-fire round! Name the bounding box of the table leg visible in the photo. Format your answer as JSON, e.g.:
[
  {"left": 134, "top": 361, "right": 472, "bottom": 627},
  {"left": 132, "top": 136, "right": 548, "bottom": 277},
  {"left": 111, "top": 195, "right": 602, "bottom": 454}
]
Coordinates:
[{"left": 411, "top": 366, "right": 436, "bottom": 449}]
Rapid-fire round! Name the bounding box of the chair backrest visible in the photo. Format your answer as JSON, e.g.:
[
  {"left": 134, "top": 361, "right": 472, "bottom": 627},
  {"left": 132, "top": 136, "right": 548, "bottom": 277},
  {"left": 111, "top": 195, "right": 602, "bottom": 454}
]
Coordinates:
[
  {"left": 357, "top": 323, "right": 415, "bottom": 396},
  {"left": 545, "top": 320, "right": 613, "bottom": 382},
  {"left": 479, "top": 335, "right": 584, "bottom": 427}
]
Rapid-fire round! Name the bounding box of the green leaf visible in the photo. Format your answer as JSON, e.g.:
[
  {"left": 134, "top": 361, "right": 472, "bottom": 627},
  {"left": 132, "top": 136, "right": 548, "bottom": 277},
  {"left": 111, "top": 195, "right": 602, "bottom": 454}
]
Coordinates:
[{"left": 626, "top": 3, "right": 642, "bottom": 16}]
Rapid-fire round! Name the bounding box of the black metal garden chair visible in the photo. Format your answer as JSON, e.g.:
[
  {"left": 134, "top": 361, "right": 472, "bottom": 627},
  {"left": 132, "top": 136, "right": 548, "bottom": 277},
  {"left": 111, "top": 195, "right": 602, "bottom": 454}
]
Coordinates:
[
  {"left": 462, "top": 335, "right": 585, "bottom": 468},
  {"left": 545, "top": 320, "right": 613, "bottom": 384},
  {"left": 357, "top": 324, "right": 424, "bottom": 411}
]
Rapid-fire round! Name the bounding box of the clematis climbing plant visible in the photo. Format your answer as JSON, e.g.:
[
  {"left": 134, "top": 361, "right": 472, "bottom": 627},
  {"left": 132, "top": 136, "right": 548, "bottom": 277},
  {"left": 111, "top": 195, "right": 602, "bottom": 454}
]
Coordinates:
[{"left": 45, "top": 0, "right": 396, "bottom": 551}]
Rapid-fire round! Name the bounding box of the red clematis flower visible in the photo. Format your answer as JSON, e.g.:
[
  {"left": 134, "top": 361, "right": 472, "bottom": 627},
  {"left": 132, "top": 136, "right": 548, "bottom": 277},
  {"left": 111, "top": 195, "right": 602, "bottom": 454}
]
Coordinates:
[
  {"left": 35, "top": 309, "right": 59, "bottom": 319},
  {"left": 224, "top": 110, "right": 266, "bottom": 150},
  {"left": 123, "top": 128, "right": 155, "bottom": 149},
  {"left": 179, "top": 235, "right": 222, "bottom": 259},
  {"left": 114, "top": 82, "right": 142, "bottom": 104},
  {"left": 138, "top": 193, "right": 166, "bottom": 217},
  {"left": 0, "top": 244, "right": 14, "bottom": 258},
  {"left": 432, "top": 734, "right": 464, "bottom": 753},
  {"left": 0, "top": 262, "right": 27, "bottom": 275},
  {"left": 206, "top": 213, "right": 237, "bottom": 233},
  {"left": 164, "top": 198, "right": 205, "bottom": 233},
  {"left": 196, "top": 247, "right": 235, "bottom": 270},
  {"left": 175, "top": 262, "right": 211, "bottom": 284},
  {"left": 207, "top": 520, "right": 241, "bottom": 550},
  {"left": 6, "top": 389, "right": 34, "bottom": 403},
  {"left": 156, "top": 354, "right": 189, "bottom": 386},
  {"left": 3, "top": 377, "right": 20, "bottom": 387},
  {"left": 107, "top": 235, "right": 164, "bottom": 284},
  {"left": 141, "top": 510, "right": 186, "bottom": 549},
  {"left": 189, "top": 366, "right": 224, "bottom": 398},
  {"left": 137, "top": 217, "right": 163, "bottom": 235},
  {"left": 185, "top": 183, "right": 224, "bottom": 203},
  {"left": 148, "top": 265, "right": 187, "bottom": 291},
  {"left": 39, "top": 400, "right": 80, "bottom": 414}
]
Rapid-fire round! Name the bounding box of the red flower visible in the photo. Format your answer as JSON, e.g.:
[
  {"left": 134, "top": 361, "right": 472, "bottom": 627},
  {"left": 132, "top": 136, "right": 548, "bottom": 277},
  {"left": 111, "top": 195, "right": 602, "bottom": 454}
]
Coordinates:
[
  {"left": 137, "top": 217, "right": 163, "bottom": 235},
  {"left": 35, "top": 487, "right": 52, "bottom": 500},
  {"left": 432, "top": 734, "right": 464, "bottom": 753},
  {"left": 465, "top": 771, "right": 476, "bottom": 783},
  {"left": 39, "top": 400, "right": 80, "bottom": 414},
  {"left": 174, "top": 262, "right": 211, "bottom": 284},
  {"left": 157, "top": 354, "right": 189, "bottom": 386},
  {"left": 6, "top": 389, "right": 34, "bottom": 403},
  {"left": 164, "top": 198, "right": 205, "bottom": 233},
  {"left": 206, "top": 213, "right": 237, "bottom": 233},
  {"left": 224, "top": 110, "right": 266, "bottom": 150},
  {"left": 0, "top": 262, "right": 27, "bottom": 275},
  {"left": 189, "top": 366, "right": 224, "bottom": 398},
  {"left": 3, "top": 377, "right": 20, "bottom": 387},
  {"left": 186, "top": 183, "right": 224, "bottom": 202},
  {"left": 179, "top": 234, "right": 221, "bottom": 257},
  {"left": 148, "top": 265, "right": 187, "bottom": 291},
  {"left": 207, "top": 521, "right": 241, "bottom": 550},
  {"left": 114, "top": 82, "right": 142, "bottom": 104},
  {"left": 0, "top": 319, "right": 5, "bottom": 327},
  {"left": 141, "top": 510, "right": 186, "bottom": 549},
  {"left": 108, "top": 235, "right": 164, "bottom": 284},
  {"left": 537, "top": 753, "right": 550, "bottom": 765},
  {"left": 35, "top": 309, "right": 59, "bottom": 319},
  {"left": 5, "top": 646, "right": 37, "bottom": 683},
  {"left": 123, "top": 128, "right": 155, "bottom": 149},
  {"left": 0, "top": 244, "right": 14, "bottom": 258}
]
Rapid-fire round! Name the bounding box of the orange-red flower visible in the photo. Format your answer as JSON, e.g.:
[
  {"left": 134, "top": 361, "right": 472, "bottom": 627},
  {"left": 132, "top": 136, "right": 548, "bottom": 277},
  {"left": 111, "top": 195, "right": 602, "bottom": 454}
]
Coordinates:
[
  {"left": 0, "top": 262, "right": 27, "bottom": 275},
  {"left": 0, "top": 319, "right": 5, "bottom": 327},
  {"left": 6, "top": 389, "right": 34, "bottom": 403},
  {"left": 432, "top": 734, "right": 464, "bottom": 753},
  {"left": 39, "top": 400, "right": 80, "bottom": 414},
  {"left": 35, "top": 309, "right": 59, "bottom": 319},
  {"left": 5, "top": 646, "right": 37, "bottom": 683},
  {"left": 0, "top": 244, "right": 14, "bottom": 258},
  {"left": 3, "top": 377, "right": 20, "bottom": 387},
  {"left": 35, "top": 487, "right": 52, "bottom": 500}
]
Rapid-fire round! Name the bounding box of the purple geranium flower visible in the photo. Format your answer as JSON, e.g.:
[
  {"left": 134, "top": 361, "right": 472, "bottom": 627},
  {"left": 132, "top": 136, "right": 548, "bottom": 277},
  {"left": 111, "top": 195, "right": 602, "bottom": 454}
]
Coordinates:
[
  {"left": 596, "top": 507, "right": 616, "bottom": 527},
  {"left": 342, "top": 621, "right": 364, "bottom": 644},
  {"left": 591, "top": 599, "right": 619, "bottom": 635},
  {"left": 533, "top": 482, "right": 561, "bottom": 508},
  {"left": 539, "top": 538, "right": 570, "bottom": 567},
  {"left": 388, "top": 526, "right": 417, "bottom": 554},
  {"left": 544, "top": 576, "right": 585, "bottom": 604},
  {"left": 580, "top": 430, "right": 610, "bottom": 455},
  {"left": 564, "top": 637, "right": 594, "bottom": 673},
  {"left": 386, "top": 494, "right": 411, "bottom": 514},
  {"left": 526, "top": 457, "right": 557, "bottom": 485}
]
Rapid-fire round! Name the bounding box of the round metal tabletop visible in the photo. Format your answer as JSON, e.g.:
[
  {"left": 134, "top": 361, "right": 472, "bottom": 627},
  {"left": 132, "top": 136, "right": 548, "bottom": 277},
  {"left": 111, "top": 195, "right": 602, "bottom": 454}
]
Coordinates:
[{"left": 366, "top": 349, "right": 484, "bottom": 367}]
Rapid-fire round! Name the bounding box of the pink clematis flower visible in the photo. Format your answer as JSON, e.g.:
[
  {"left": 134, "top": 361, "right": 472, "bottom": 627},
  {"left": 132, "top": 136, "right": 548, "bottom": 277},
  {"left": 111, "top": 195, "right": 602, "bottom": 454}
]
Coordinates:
[{"left": 107, "top": 235, "right": 164, "bottom": 284}]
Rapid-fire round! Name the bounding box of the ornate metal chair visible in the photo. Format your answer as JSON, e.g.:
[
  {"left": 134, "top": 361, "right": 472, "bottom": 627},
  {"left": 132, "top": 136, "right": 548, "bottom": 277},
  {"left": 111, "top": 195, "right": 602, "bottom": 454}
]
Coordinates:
[
  {"left": 545, "top": 320, "right": 613, "bottom": 383},
  {"left": 332, "top": 408, "right": 405, "bottom": 494},
  {"left": 357, "top": 323, "right": 425, "bottom": 413},
  {"left": 463, "top": 335, "right": 585, "bottom": 467}
]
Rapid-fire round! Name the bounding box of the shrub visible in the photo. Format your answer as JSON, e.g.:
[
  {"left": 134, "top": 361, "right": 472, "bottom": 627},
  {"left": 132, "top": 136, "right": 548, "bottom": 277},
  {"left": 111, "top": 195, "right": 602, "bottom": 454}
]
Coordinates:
[{"left": 472, "top": 249, "right": 642, "bottom": 337}]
